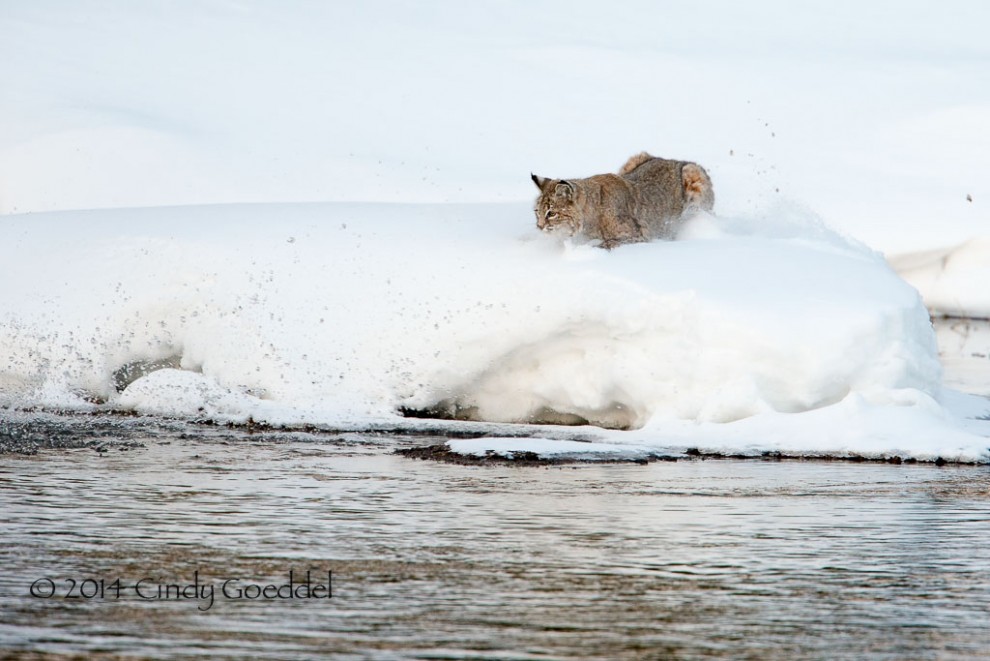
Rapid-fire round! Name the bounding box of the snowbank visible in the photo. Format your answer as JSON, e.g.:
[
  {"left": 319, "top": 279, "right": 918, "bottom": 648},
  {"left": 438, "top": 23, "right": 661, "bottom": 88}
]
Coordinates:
[
  {"left": 890, "top": 238, "right": 990, "bottom": 319},
  {"left": 934, "top": 319, "right": 990, "bottom": 397},
  {"left": 1, "top": 3, "right": 989, "bottom": 460},
  {"left": 1, "top": 202, "right": 987, "bottom": 460}
]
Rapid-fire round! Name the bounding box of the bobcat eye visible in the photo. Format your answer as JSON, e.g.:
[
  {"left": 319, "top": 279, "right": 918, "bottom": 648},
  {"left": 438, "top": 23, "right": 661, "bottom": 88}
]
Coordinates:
[{"left": 546, "top": 210, "right": 557, "bottom": 220}]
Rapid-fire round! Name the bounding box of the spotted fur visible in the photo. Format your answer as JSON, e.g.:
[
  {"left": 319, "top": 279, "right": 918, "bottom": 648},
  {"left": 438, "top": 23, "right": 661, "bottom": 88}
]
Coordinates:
[{"left": 532, "top": 153, "right": 714, "bottom": 249}]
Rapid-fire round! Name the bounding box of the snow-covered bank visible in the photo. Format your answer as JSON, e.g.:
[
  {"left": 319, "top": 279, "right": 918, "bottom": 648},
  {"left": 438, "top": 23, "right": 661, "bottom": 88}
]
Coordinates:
[
  {"left": 1, "top": 202, "right": 987, "bottom": 461},
  {"left": 2, "top": 2, "right": 990, "bottom": 462},
  {"left": 934, "top": 318, "right": 990, "bottom": 397},
  {"left": 890, "top": 239, "right": 990, "bottom": 319},
  {"left": 5, "top": 2, "right": 989, "bottom": 324}
]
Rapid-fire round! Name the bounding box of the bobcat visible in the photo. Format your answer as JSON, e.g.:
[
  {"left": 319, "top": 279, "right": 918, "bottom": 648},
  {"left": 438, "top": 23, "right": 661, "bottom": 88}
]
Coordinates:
[{"left": 532, "top": 152, "right": 714, "bottom": 249}]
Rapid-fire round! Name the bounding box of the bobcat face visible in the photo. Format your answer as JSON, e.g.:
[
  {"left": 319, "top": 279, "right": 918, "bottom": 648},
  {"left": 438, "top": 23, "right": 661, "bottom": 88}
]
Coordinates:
[{"left": 532, "top": 175, "right": 582, "bottom": 235}]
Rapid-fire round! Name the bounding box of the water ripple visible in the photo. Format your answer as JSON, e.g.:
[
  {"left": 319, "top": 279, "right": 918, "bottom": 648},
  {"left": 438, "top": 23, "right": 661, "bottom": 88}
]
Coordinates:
[{"left": 2, "top": 428, "right": 989, "bottom": 658}]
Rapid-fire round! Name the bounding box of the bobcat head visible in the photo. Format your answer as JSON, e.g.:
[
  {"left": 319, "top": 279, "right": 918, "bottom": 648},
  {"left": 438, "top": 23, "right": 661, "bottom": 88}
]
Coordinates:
[{"left": 532, "top": 174, "right": 583, "bottom": 235}]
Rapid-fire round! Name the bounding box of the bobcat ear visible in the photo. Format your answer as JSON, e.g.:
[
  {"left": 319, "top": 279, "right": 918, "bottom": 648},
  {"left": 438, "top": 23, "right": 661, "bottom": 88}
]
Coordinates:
[
  {"left": 555, "top": 180, "right": 574, "bottom": 199},
  {"left": 531, "top": 173, "right": 550, "bottom": 191}
]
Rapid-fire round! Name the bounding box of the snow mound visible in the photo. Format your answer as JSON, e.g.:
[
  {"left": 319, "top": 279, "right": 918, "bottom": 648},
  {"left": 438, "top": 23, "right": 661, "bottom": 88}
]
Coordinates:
[
  {"left": 890, "top": 237, "right": 990, "bottom": 319},
  {"left": 2, "top": 201, "right": 989, "bottom": 458},
  {"left": 118, "top": 369, "right": 261, "bottom": 421}
]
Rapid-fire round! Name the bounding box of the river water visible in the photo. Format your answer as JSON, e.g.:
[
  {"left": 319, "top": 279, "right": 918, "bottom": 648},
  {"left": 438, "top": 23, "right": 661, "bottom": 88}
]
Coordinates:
[{"left": 1, "top": 320, "right": 989, "bottom": 659}]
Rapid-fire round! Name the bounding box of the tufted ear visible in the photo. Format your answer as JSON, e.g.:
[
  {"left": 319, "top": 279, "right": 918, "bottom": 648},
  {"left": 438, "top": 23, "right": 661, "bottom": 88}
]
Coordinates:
[{"left": 531, "top": 173, "right": 550, "bottom": 191}]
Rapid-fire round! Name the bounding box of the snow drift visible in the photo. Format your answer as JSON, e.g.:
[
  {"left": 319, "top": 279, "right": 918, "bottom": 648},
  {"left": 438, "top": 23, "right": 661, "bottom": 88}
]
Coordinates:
[
  {"left": 890, "top": 239, "right": 990, "bottom": 319},
  {"left": 1, "top": 202, "right": 986, "bottom": 460},
  {"left": 1, "top": 2, "right": 989, "bottom": 460}
]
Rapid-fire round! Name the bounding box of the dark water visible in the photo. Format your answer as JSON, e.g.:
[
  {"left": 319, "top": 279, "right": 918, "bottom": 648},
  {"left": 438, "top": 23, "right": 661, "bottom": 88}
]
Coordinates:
[{"left": 2, "top": 421, "right": 990, "bottom": 660}]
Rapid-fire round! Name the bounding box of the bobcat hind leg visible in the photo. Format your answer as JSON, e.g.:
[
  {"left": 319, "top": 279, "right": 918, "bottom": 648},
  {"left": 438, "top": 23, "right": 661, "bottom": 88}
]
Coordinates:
[{"left": 681, "top": 163, "right": 715, "bottom": 212}]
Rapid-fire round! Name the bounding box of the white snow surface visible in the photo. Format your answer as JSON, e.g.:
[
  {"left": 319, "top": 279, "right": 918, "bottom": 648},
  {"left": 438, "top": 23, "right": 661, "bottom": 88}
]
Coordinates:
[
  {"left": 0, "top": 1, "right": 987, "bottom": 313},
  {"left": 1, "top": 203, "right": 988, "bottom": 460},
  {"left": 1, "top": 2, "right": 990, "bottom": 459},
  {"left": 890, "top": 239, "right": 990, "bottom": 319},
  {"left": 1, "top": 3, "right": 987, "bottom": 248}
]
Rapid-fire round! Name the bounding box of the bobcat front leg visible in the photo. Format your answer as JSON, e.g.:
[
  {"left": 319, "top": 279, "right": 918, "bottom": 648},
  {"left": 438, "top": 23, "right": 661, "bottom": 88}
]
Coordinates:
[{"left": 599, "top": 213, "right": 646, "bottom": 250}]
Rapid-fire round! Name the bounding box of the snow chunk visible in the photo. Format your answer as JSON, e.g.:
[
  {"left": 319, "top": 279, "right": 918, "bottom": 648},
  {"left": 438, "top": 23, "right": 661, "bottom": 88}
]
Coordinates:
[{"left": 118, "top": 369, "right": 260, "bottom": 421}]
